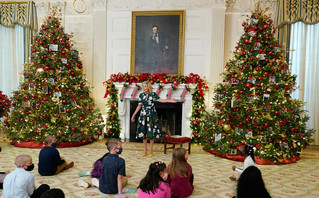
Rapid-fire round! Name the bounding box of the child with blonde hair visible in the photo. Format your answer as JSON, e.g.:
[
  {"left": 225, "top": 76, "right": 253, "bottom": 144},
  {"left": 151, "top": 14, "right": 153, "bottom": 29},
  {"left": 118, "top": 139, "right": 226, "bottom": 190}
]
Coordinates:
[{"left": 167, "top": 148, "right": 194, "bottom": 198}]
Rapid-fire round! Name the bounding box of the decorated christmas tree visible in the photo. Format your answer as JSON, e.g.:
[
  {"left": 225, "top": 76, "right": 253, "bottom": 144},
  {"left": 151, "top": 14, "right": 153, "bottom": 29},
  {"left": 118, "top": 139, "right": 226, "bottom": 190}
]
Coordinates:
[
  {"left": 203, "top": 4, "right": 314, "bottom": 164},
  {"left": 4, "top": 9, "right": 104, "bottom": 145}
]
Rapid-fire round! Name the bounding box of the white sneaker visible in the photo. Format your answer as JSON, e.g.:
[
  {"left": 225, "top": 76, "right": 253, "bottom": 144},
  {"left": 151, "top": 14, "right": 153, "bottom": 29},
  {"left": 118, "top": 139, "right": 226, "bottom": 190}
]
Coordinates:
[
  {"left": 91, "top": 178, "right": 99, "bottom": 188},
  {"left": 78, "top": 179, "right": 91, "bottom": 188}
]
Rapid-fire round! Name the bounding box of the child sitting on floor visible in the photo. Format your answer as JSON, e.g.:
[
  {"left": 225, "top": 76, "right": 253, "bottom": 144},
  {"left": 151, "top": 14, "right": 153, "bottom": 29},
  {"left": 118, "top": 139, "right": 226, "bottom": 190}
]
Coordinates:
[
  {"left": 230, "top": 144, "right": 256, "bottom": 181},
  {"left": 138, "top": 161, "right": 170, "bottom": 198},
  {"left": 167, "top": 148, "right": 194, "bottom": 198}
]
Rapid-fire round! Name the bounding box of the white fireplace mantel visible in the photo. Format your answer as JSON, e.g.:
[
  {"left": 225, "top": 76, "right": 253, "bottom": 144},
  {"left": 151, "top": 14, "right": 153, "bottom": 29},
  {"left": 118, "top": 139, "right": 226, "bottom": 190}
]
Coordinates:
[{"left": 114, "top": 82, "right": 196, "bottom": 140}]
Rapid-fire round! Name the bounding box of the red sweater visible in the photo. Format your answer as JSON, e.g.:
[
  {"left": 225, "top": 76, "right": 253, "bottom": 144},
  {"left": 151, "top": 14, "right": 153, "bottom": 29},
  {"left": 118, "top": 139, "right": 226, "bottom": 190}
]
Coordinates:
[{"left": 167, "top": 163, "right": 194, "bottom": 198}]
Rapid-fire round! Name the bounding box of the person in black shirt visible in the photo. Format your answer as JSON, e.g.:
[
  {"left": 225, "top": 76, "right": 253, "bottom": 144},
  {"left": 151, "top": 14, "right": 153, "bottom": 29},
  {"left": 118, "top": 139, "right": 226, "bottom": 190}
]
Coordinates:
[{"left": 38, "top": 136, "right": 74, "bottom": 176}]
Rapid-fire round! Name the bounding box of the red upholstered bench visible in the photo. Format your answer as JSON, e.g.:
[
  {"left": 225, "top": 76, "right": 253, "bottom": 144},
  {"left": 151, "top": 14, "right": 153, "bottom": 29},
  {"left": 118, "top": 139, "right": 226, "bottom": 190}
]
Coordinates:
[{"left": 164, "top": 136, "right": 191, "bottom": 154}]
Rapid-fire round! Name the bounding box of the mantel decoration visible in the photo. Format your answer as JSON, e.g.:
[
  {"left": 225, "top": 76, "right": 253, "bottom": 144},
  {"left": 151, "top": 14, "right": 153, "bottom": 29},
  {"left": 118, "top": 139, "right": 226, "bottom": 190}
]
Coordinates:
[
  {"left": 103, "top": 72, "right": 208, "bottom": 141},
  {"left": 0, "top": 91, "right": 12, "bottom": 119}
]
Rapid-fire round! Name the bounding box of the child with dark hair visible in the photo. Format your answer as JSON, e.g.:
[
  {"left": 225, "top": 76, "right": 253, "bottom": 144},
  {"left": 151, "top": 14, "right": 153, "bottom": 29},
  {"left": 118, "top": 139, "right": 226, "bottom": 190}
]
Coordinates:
[
  {"left": 167, "top": 147, "right": 194, "bottom": 198},
  {"left": 234, "top": 166, "right": 271, "bottom": 198},
  {"left": 138, "top": 161, "right": 171, "bottom": 197},
  {"left": 40, "top": 188, "right": 65, "bottom": 198},
  {"left": 230, "top": 144, "right": 256, "bottom": 181}
]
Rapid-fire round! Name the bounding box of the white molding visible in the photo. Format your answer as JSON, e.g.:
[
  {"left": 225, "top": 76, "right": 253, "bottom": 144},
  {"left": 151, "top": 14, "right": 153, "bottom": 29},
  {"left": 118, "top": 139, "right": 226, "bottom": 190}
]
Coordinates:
[
  {"left": 92, "top": 0, "right": 107, "bottom": 9},
  {"left": 107, "top": 0, "right": 226, "bottom": 10},
  {"left": 226, "top": 0, "right": 276, "bottom": 13}
]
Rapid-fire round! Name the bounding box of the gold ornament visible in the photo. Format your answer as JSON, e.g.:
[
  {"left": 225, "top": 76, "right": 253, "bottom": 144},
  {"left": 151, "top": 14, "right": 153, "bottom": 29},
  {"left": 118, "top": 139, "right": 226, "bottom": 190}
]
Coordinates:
[{"left": 223, "top": 124, "right": 231, "bottom": 131}]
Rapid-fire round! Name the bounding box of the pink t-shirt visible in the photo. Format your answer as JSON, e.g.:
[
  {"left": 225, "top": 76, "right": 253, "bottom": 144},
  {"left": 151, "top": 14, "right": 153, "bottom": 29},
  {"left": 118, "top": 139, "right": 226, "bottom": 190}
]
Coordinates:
[{"left": 138, "top": 181, "right": 171, "bottom": 198}]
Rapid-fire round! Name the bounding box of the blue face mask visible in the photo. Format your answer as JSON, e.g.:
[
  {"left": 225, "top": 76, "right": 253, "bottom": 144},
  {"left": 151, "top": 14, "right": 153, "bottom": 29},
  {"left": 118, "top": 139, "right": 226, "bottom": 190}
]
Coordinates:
[{"left": 51, "top": 142, "right": 58, "bottom": 148}]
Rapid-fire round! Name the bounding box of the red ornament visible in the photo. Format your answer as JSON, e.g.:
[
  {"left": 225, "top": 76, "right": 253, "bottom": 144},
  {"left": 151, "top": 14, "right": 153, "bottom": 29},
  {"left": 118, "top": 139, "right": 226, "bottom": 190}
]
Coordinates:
[
  {"left": 245, "top": 83, "right": 252, "bottom": 89},
  {"left": 255, "top": 67, "right": 260, "bottom": 71},
  {"left": 72, "top": 128, "right": 76, "bottom": 131},
  {"left": 242, "top": 22, "right": 246, "bottom": 26},
  {"left": 66, "top": 108, "right": 71, "bottom": 113},
  {"left": 244, "top": 39, "right": 249, "bottom": 44},
  {"left": 274, "top": 110, "right": 280, "bottom": 116},
  {"left": 20, "top": 118, "right": 25, "bottom": 122},
  {"left": 61, "top": 50, "right": 66, "bottom": 55},
  {"left": 264, "top": 123, "right": 270, "bottom": 128},
  {"left": 98, "top": 131, "right": 102, "bottom": 135},
  {"left": 256, "top": 143, "right": 261, "bottom": 149},
  {"left": 62, "top": 100, "right": 66, "bottom": 104},
  {"left": 59, "top": 132, "right": 63, "bottom": 135},
  {"left": 229, "top": 140, "right": 234, "bottom": 145}
]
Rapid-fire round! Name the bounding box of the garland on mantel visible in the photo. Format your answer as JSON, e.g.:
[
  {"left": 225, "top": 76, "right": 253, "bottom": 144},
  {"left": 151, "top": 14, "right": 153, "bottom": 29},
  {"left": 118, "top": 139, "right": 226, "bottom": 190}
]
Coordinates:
[{"left": 103, "top": 72, "right": 208, "bottom": 141}]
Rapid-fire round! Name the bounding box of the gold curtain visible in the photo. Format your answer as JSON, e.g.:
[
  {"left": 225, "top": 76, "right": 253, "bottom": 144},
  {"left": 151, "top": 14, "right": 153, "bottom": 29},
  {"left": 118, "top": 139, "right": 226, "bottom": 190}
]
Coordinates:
[
  {"left": 275, "top": 0, "right": 319, "bottom": 62},
  {"left": 0, "top": 1, "right": 38, "bottom": 61}
]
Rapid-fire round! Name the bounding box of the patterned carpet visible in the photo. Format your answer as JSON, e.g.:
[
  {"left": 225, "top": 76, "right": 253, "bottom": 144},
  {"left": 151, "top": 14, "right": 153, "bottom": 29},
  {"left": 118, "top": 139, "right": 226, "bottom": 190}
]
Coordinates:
[{"left": 0, "top": 140, "right": 319, "bottom": 198}]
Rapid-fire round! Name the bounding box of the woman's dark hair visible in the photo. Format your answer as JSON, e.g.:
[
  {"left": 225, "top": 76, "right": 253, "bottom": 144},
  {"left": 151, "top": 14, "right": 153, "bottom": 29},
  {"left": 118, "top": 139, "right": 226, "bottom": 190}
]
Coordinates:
[
  {"left": 244, "top": 144, "right": 255, "bottom": 163},
  {"left": 40, "top": 188, "right": 65, "bottom": 198},
  {"left": 236, "top": 166, "right": 271, "bottom": 198},
  {"left": 138, "top": 161, "right": 166, "bottom": 194}
]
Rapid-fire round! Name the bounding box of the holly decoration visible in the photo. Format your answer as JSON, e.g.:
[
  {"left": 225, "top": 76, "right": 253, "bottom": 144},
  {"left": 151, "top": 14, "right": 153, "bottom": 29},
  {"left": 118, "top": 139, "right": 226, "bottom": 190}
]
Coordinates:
[
  {"left": 201, "top": 4, "right": 314, "bottom": 163},
  {"left": 0, "top": 91, "right": 12, "bottom": 119},
  {"left": 4, "top": 9, "right": 104, "bottom": 143},
  {"left": 103, "top": 72, "right": 208, "bottom": 140}
]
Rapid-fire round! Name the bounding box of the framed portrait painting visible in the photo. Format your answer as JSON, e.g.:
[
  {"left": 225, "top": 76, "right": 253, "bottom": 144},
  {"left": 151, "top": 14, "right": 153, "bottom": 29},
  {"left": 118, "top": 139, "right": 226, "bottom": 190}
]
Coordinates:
[{"left": 131, "top": 10, "right": 185, "bottom": 75}]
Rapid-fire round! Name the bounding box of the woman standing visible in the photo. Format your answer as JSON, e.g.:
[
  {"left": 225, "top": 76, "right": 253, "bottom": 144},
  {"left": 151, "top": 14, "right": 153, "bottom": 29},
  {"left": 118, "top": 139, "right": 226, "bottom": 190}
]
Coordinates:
[{"left": 131, "top": 81, "right": 176, "bottom": 157}]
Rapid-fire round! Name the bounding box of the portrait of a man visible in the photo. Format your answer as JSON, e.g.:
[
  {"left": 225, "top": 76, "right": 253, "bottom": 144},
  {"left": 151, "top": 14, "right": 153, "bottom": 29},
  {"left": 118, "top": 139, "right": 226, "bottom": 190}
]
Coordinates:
[{"left": 131, "top": 11, "right": 185, "bottom": 75}]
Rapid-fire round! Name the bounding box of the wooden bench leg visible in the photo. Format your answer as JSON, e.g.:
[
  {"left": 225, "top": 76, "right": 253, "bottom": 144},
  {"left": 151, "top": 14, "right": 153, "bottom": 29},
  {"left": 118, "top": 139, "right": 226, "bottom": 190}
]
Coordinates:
[
  {"left": 188, "top": 141, "right": 191, "bottom": 154},
  {"left": 164, "top": 140, "right": 167, "bottom": 154}
]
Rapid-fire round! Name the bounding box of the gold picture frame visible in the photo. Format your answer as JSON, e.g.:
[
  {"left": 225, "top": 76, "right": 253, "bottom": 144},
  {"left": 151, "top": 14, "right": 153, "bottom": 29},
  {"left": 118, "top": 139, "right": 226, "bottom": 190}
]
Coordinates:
[{"left": 130, "top": 10, "right": 185, "bottom": 75}]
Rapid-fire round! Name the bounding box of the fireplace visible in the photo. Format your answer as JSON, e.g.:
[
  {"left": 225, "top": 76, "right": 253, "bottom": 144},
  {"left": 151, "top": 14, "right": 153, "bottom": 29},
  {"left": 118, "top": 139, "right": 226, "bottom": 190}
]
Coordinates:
[
  {"left": 114, "top": 83, "right": 195, "bottom": 141},
  {"left": 129, "top": 101, "right": 182, "bottom": 142}
]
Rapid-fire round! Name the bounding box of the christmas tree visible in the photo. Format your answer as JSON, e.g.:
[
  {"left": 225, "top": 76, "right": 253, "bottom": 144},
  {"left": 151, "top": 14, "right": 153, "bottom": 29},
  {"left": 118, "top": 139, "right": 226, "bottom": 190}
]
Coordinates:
[
  {"left": 203, "top": 4, "right": 314, "bottom": 163},
  {"left": 4, "top": 9, "right": 104, "bottom": 144}
]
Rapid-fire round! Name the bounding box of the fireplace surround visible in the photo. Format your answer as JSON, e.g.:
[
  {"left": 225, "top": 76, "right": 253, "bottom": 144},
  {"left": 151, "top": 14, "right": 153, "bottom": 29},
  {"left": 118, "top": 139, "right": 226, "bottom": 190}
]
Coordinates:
[{"left": 114, "top": 83, "right": 196, "bottom": 140}]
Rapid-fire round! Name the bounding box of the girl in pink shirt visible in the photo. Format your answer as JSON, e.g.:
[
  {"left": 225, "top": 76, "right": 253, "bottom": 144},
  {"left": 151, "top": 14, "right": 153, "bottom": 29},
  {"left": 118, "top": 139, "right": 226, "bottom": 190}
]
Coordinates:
[
  {"left": 138, "top": 161, "right": 171, "bottom": 198},
  {"left": 167, "top": 148, "right": 194, "bottom": 198}
]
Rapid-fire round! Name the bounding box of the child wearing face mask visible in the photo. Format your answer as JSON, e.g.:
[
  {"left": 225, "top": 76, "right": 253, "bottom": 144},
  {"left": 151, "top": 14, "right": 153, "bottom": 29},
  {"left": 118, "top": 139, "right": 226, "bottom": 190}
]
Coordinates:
[
  {"left": 38, "top": 135, "right": 74, "bottom": 176},
  {"left": 98, "top": 138, "right": 128, "bottom": 198},
  {"left": 138, "top": 161, "right": 171, "bottom": 198},
  {"left": 167, "top": 148, "right": 194, "bottom": 198},
  {"left": 2, "top": 155, "right": 50, "bottom": 198}
]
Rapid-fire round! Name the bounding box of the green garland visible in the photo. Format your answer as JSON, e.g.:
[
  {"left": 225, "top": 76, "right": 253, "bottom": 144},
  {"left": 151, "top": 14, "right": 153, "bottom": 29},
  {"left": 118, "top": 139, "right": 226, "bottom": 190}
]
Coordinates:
[{"left": 103, "top": 72, "right": 208, "bottom": 139}]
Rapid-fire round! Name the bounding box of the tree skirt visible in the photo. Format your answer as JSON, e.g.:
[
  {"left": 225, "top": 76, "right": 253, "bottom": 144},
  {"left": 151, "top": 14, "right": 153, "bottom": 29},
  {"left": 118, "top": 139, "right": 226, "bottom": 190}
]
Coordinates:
[
  {"left": 11, "top": 140, "right": 93, "bottom": 148},
  {"left": 204, "top": 147, "right": 300, "bottom": 165}
]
